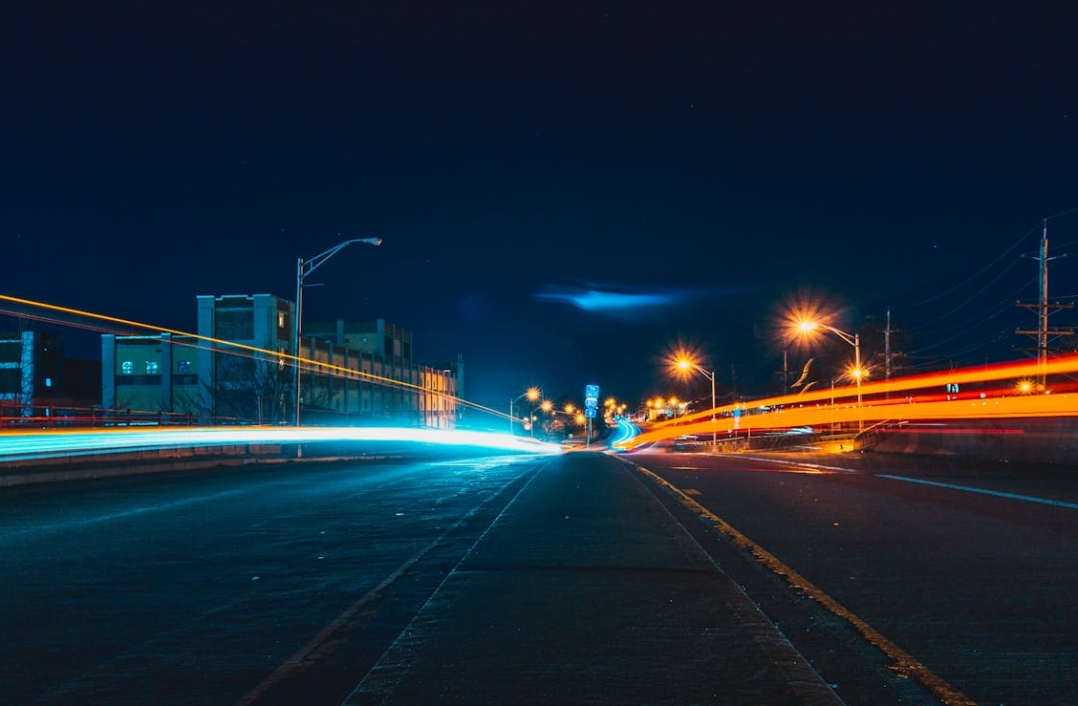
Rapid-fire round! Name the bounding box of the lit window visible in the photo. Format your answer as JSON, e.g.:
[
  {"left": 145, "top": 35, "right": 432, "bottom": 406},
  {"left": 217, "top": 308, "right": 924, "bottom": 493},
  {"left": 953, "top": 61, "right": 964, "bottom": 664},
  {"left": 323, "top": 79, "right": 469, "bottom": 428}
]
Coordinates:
[
  {"left": 121, "top": 361, "right": 133, "bottom": 375},
  {"left": 45, "top": 377, "right": 52, "bottom": 387},
  {"left": 278, "top": 312, "right": 286, "bottom": 328},
  {"left": 146, "top": 360, "right": 159, "bottom": 374}
]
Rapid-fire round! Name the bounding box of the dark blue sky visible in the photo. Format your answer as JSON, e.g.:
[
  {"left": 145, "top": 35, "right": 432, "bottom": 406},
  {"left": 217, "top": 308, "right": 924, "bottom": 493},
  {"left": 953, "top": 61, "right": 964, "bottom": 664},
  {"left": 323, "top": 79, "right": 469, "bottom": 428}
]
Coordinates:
[{"left": 4, "top": 2, "right": 1078, "bottom": 411}]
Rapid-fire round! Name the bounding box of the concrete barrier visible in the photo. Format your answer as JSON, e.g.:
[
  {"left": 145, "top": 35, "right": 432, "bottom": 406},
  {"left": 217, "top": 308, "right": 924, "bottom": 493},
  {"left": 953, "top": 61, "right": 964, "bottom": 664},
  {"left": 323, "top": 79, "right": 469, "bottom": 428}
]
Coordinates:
[{"left": 859, "top": 417, "right": 1078, "bottom": 465}]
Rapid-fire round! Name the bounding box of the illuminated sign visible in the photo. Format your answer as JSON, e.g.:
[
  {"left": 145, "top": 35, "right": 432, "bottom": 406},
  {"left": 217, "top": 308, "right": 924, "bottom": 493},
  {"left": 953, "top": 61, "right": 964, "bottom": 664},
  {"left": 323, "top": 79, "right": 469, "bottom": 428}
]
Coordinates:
[{"left": 585, "top": 384, "right": 599, "bottom": 408}]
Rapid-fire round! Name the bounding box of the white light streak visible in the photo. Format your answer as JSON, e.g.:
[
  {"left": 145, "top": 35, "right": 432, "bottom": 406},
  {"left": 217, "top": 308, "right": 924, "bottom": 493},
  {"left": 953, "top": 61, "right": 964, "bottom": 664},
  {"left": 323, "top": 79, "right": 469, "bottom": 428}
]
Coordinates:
[{"left": 0, "top": 426, "right": 562, "bottom": 463}]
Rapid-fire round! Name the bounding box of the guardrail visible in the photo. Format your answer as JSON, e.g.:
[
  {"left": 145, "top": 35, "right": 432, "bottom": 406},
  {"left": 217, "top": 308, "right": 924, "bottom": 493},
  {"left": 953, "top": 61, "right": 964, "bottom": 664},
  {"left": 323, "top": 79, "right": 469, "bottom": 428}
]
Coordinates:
[
  {"left": 1, "top": 405, "right": 211, "bottom": 429},
  {"left": 671, "top": 431, "right": 860, "bottom": 453}
]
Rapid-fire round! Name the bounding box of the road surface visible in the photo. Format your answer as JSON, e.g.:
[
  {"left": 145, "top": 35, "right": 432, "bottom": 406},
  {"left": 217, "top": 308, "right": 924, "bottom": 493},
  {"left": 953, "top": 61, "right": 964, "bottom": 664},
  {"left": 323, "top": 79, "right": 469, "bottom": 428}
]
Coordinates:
[{"left": 3, "top": 447, "right": 1076, "bottom": 704}]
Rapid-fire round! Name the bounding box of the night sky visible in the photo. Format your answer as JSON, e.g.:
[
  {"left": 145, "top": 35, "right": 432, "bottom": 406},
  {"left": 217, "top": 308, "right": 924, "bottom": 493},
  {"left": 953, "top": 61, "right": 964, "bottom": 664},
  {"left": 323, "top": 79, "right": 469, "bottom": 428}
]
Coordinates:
[{"left": 4, "top": 2, "right": 1078, "bottom": 412}]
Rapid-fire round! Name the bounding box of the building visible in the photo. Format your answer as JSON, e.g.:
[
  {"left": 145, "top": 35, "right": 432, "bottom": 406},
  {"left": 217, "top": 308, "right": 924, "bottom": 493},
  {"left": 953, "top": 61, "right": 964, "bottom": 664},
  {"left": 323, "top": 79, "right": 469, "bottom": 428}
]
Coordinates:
[
  {"left": 101, "top": 294, "right": 462, "bottom": 427},
  {"left": 0, "top": 330, "right": 101, "bottom": 424},
  {"left": 303, "top": 318, "right": 464, "bottom": 428},
  {"left": 100, "top": 332, "right": 203, "bottom": 424}
]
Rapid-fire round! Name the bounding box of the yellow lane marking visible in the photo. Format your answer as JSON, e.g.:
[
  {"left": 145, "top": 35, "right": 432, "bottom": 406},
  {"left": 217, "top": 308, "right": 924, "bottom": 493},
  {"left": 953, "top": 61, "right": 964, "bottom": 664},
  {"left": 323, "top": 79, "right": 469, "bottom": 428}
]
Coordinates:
[{"left": 632, "top": 463, "right": 977, "bottom": 706}]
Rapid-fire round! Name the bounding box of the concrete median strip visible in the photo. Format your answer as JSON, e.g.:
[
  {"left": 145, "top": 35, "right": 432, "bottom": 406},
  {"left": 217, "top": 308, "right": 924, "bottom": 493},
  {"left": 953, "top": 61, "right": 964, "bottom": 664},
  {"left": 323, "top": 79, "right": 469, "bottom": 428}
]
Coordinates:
[{"left": 342, "top": 452, "right": 844, "bottom": 706}]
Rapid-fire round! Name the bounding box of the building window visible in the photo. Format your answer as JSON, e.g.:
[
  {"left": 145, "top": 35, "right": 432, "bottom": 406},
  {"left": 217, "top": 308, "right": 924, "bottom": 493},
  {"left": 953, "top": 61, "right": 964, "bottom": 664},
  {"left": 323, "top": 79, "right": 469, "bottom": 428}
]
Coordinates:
[
  {"left": 178, "top": 360, "right": 191, "bottom": 373},
  {"left": 0, "top": 341, "right": 21, "bottom": 363},
  {"left": 217, "top": 309, "right": 255, "bottom": 340},
  {"left": 146, "top": 360, "right": 159, "bottom": 374},
  {"left": 0, "top": 368, "right": 20, "bottom": 393},
  {"left": 121, "top": 361, "right": 133, "bottom": 375}
]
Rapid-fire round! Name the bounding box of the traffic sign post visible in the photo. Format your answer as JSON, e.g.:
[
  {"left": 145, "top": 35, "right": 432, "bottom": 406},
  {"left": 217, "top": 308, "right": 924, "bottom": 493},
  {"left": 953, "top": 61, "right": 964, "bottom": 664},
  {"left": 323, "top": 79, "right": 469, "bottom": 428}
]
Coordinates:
[{"left": 584, "top": 384, "right": 599, "bottom": 449}]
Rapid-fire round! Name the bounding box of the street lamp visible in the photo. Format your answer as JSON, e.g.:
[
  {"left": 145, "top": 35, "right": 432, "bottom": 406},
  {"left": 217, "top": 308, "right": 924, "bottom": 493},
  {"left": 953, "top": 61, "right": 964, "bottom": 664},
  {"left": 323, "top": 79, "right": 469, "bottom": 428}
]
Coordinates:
[
  {"left": 675, "top": 357, "right": 717, "bottom": 448},
  {"left": 797, "top": 320, "right": 863, "bottom": 431},
  {"left": 509, "top": 387, "right": 540, "bottom": 435},
  {"left": 293, "top": 237, "right": 382, "bottom": 426}
]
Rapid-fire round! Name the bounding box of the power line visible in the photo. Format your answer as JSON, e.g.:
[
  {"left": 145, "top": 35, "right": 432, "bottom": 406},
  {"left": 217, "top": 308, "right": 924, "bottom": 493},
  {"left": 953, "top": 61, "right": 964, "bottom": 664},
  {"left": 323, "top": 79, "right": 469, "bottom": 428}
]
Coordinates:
[{"left": 898, "top": 220, "right": 1041, "bottom": 309}]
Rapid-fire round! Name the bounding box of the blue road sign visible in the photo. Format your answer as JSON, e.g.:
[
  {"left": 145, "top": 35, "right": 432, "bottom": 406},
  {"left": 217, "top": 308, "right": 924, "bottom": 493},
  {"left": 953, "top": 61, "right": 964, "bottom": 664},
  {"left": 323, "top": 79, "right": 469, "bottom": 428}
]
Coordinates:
[
  {"left": 585, "top": 384, "right": 600, "bottom": 408},
  {"left": 585, "top": 407, "right": 597, "bottom": 418}
]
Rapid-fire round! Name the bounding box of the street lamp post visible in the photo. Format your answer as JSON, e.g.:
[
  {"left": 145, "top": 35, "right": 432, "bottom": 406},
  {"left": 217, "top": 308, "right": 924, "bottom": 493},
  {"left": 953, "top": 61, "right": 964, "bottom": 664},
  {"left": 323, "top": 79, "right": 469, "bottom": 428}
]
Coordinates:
[
  {"left": 293, "top": 237, "right": 382, "bottom": 426},
  {"left": 798, "top": 321, "right": 862, "bottom": 431},
  {"left": 782, "top": 336, "right": 790, "bottom": 395},
  {"left": 509, "top": 387, "right": 540, "bottom": 436},
  {"left": 676, "top": 358, "right": 717, "bottom": 448}
]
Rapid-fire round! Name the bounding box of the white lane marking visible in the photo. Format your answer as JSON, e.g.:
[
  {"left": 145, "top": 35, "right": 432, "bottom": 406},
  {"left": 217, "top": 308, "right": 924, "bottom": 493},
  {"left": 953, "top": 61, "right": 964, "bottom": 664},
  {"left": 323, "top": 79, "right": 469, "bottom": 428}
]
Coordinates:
[
  {"left": 737, "top": 455, "right": 1078, "bottom": 509},
  {"left": 877, "top": 474, "right": 1078, "bottom": 510},
  {"left": 736, "top": 455, "right": 862, "bottom": 473}
]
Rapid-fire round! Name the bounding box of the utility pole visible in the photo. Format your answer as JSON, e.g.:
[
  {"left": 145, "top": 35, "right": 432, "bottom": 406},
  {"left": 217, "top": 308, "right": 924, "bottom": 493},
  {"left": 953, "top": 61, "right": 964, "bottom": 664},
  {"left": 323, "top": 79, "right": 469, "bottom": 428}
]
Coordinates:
[
  {"left": 776, "top": 337, "right": 790, "bottom": 395},
  {"left": 884, "top": 307, "right": 892, "bottom": 382},
  {"left": 1016, "top": 218, "right": 1073, "bottom": 389},
  {"left": 883, "top": 307, "right": 893, "bottom": 400}
]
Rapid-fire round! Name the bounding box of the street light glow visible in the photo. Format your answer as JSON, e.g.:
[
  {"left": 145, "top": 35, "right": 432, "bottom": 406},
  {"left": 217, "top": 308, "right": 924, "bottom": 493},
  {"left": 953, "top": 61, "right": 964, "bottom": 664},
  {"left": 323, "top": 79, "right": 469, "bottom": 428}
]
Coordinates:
[
  {"left": 668, "top": 351, "right": 717, "bottom": 447},
  {"left": 793, "top": 316, "right": 863, "bottom": 430},
  {"left": 509, "top": 386, "right": 543, "bottom": 436}
]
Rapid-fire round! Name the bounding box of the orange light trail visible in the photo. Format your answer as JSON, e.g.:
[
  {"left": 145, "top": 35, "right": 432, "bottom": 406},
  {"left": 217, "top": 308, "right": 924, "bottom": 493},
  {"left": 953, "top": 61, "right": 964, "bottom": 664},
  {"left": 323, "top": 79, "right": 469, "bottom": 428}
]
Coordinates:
[{"left": 620, "top": 354, "right": 1078, "bottom": 449}]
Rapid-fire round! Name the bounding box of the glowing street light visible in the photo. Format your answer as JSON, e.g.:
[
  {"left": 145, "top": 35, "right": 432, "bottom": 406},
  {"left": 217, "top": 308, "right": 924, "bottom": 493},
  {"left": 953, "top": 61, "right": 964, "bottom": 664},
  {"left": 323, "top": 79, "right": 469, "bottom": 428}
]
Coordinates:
[
  {"left": 509, "top": 386, "right": 541, "bottom": 436},
  {"left": 294, "top": 237, "right": 382, "bottom": 426},
  {"left": 674, "top": 356, "right": 717, "bottom": 448},
  {"left": 797, "top": 319, "right": 863, "bottom": 431}
]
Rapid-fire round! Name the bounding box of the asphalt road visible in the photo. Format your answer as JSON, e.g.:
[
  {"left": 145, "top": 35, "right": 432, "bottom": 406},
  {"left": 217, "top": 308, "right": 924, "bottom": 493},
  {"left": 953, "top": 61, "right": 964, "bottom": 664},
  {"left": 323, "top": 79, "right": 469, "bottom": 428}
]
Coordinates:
[
  {"left": 1, "top": 454, "right": 549, "bottom": 705},
  {"left": 626, "top": 448, "right": 1078, "bottom": 706},
  {"left": 4, "top": 447, "right": 1077, "bottom": 705}
]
